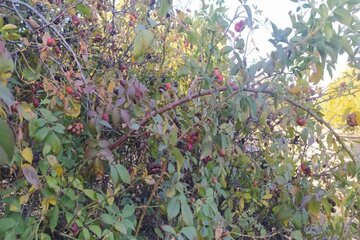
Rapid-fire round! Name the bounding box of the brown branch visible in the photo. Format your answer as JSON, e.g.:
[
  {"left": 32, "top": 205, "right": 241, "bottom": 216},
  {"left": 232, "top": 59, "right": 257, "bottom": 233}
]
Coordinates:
[{"left": 108, "top": 85, "right": 356, "bottom": 164}]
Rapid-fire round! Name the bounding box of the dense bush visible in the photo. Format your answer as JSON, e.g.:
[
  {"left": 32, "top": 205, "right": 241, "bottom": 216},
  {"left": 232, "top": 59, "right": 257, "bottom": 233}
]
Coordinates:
[{"left": 0, "top": 0, "right": 359, "bottom": 239}]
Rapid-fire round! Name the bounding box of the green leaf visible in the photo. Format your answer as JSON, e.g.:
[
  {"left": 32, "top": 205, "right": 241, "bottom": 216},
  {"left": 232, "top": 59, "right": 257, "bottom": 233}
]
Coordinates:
[
  {"left": 9, "top": 199, "right": 21, "bottom": 212},
  {"left": 44, "top": 131, "right": 61, "bottom": 154},
  {"left": 0, "top": 118, "right": 15, "bottom": 165},
  {"left": 115, "top": 164, "right": 131, "bottom": 184},
  {"left": 22, "top": 68, "right": 40, "bottom": 82},
  {"left": 333, "top": 6, "right": 352, "bottom": 26},
  {"left": 34, "top": 127, "right": 50, "bottom": 142},
  {"left": 133, "top": 29, "right": 155, "bottom": 60},
  {"left": 0, "top": 84, "right": 15, "bottom": 107},
  {"left": 340, "top": 36, "right": 354, "bottom": 56},
  {"left": 49, "top": 206, "right": 59, "bottom": 232},
  {"left": 161, "top": 225, "right": 176, "bottom": 235},
  {"left": 101, "top": 214, "right": 116, "bottom": 225},
  {"left": 275, "top": 204, "right": 293, "bottom": 221},
  {"left": 0, "top": 218, "right": 16, "bottom": 233},
  {"left": 159, "top": 0, "right": 172, "bottom": 17},
  {"left": 110, "top": 165, "right": 119, "bottom": 186},
  {"left": 230, "top": 63, "right": 240, "bottom": 76},
  {"left": 39, "top": 108, "right": 58, "bottom": 122},
  {"left": 84, "top": 189, "right": 97, "bottom": 201},
  {"left": 0, "top": 40, "right": 14, "bottom": 74},
  {"left": 291, "top": 211, "right": 303, "bottom": 229},
  {"left": 122, "top": 204, "right": 135, "bottom": 218},
  {"left": 291, "top": 230, "right": 303, "bottom": 240},
  {"left": 181, "top": 226, "right": 197, "bottom": 240},
  {"left": 308, "top": 198, "right": 321, "bottom": 217},
  {"left": 235, "top": 38, "right": 245, "bottom": 51},
  {"left": 76, "top": 4, "right": 92, "bottom": 17},
  {"left": 221, "top": 46, "right": 233, "bottom": 55},
  {"left": 167, "top": 197, "right": 180, "bottom": 220},
  {"left": 172, "top": 147, "right": 184, "bottom": 172},
  {"left": 181, "top": 197, "right": 193, "bottom": 226},
  {"left": 81, "top": 228, "right": 90, "bottom": 240},
  {"left": 88, "top": 225, "right": 102, "bottom": 238}
]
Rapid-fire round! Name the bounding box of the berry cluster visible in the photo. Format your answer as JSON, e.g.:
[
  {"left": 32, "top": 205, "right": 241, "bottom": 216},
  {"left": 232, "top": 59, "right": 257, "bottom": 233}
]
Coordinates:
[
  {"left": 67, "top": 122, "right": 84, "bottom": 136},
  {"left": 201, "top": 156, "right": 212, "bottom": 165},
  {"left": 147, "top": 162, "right": 162, "bottom": 175},
  {"left": 186, "top": 131, "right": 199, "bottom": 151}
]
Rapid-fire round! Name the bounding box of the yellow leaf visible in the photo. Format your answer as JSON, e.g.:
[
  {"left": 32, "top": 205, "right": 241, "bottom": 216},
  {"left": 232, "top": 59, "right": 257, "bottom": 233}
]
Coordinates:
[
  {"left": 65, "top": 100, "right": 81, "bottom": 117},
  {"left": 287, "top": 85, "right": 302, "bottom": 95},
  {"left": 310, "top": 63, "right": 324, "bottom": 84},
  {"left": 262, "top": 193, "right": 273, "bottom": 200},
  {"left": 55, "top": 165, "right": 63, "bottom": 177},
  {"left": 20, "top": 194, "right": 29, "bottom": 204},
  {"left": 239, "top": 197, "right": 244, "bottom": 211},
  {"left": 355, "top": 111, "right": 360, "bottom": 125},
  {"left": 107, "top": 184, "right": 114, "bottom": 205},
  {"left": 21, "top": 147, "right": 33, "bottom": 163},
  {"left": 46, "top": 196, "right": 57, "bottom": 206},
  {"left": 261, "top": 200, "right": 269, "bottom": 207},
  {"left": 41, "top": 199, "right": 49, "bottom": 215}
]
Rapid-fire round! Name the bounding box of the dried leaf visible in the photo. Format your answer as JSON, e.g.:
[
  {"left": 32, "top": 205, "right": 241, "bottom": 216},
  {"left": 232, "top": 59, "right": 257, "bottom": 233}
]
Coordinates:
[
  {"left": 21, "top": 164, "right": 41, "bottom": 189},
  {"left": 28, "top": 17, "right": 41, "bottom": 29},
  {"left": 120, "top": 109, "right": 131, "bottom": 127}
]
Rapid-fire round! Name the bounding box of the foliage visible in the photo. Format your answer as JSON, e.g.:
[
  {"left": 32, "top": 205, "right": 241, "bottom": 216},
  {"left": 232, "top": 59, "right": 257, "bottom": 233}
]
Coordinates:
[
  {"left": 321, "top": 67, "right": 360, "bottom": 128},
  {"left": 0, "top": 0, "right": 360, "bottom": 239}
]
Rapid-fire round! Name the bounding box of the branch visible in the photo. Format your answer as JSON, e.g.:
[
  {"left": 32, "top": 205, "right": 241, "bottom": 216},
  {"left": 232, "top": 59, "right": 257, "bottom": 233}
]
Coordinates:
[
  {"left": 108, "top": 85, "right": 356, "bottom": 164},
  {"left": 7, "top": 0, "right": 87, "bottom": 83}
]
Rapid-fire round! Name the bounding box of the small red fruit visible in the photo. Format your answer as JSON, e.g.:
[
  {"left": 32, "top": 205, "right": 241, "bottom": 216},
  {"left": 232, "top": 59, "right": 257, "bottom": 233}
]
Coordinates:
[
  {"left": 216, "top": 73, "right": 224, "bottom": 84},
  {"left": 213, "top": 68, "right": 221, "bottom": 77},
  {"left": 10, "top": 103, "right": 19, "bottom": 113},
  {"left": 54, "top": 46, "right": 61, "bottom": 55},
  {"left": 65, "top": 86, "right": 73, "bottom": 95},
  {"left": 296, "top": 117, "right": 306, "bottom": 126},
  {"left": 102, "top": 113, "right": 109, "bottom": 122},
  {"left": 234, "top": 20, "right": 246, "bottom": 32},
  {"left": 47, "top": 37, "right": 55, "bottom": 46},
  {"left": 32, "top": 97, "right": 40, "bottom": 108},
  {"left": 71, "top": 15, "right": 80, "bottom": 26},
  {"left": 165, "top": 82, "right": 172, "bottom": 90},
  {"left": 71, "top": 223, "right": 79, "bottom": 236}
]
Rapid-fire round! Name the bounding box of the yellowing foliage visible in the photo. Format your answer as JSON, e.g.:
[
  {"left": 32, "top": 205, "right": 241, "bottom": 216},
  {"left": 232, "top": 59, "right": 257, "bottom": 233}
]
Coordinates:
[{"left": 321, "top": 68, "right": 360, "bottom": 127}]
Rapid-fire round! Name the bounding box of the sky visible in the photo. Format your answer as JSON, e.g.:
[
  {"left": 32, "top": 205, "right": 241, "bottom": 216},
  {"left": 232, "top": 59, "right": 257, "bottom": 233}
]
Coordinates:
[{"left": 173, "top": 0, "right": 348, "bottom": 86}]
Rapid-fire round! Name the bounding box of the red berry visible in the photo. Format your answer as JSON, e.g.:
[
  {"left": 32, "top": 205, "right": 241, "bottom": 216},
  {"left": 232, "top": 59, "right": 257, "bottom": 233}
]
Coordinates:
[
  {"left": 213, "top": 68, "right": 221, "bottom": 77},
  {"left": 234, "top": 20, "right": 246, "bottom": 32},
  {"left": 32, "top": 97, "right": 40, "bottom": 108},
  {"left": 102, "top": 113, "right": 109, "bottom": 122},
  {"left": 65, "top": 86, "right": 73, "bottom": 95},
  {"left": 165, "top": 83, "right": 172, "bottom": 90},
  {"left": 10, "top": 103, "right": 18, "bottom": 113},
  {"left": 71, "top": 15, "right": 80, "bottom": 26},
  {"left": 296, "top": 117, "right": 306, "bottom": 126},
  {"left": 71, "top": 223, "right": 79, "bottom": 236},
  {"left": 47, "top": 37, "right": 55, "bottom": 46},
  {"left": 216, "top": 73, "right": 224, "bottom": 84},
  {"left": 54, "top": 46, "right": 61, "bottom": 55}
]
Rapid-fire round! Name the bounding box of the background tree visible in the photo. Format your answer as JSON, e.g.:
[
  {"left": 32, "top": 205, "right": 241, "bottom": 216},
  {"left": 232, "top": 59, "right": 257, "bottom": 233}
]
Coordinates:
[{"left": 0, "top": 0, "right": 359, "bottom": 239}]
